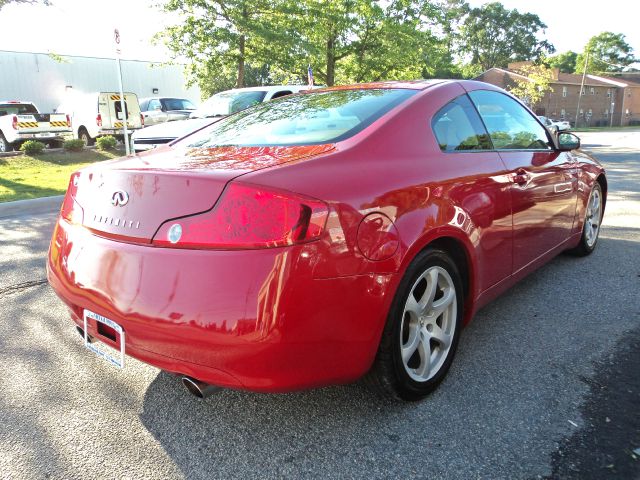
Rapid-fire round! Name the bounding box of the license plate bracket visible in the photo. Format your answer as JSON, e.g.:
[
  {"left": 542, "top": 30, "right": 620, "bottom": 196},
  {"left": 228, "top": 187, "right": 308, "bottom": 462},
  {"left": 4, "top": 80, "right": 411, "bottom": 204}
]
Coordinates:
[{"left": 83, "top": 309, "right": 125, "bottom": 368}]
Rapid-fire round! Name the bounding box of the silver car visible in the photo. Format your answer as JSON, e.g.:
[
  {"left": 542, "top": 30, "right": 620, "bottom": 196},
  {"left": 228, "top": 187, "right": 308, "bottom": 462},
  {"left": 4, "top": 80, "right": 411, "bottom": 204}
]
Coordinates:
[
  {"left": 132, "top": 86, "right": 311, "bottom": 153},
  {"left": 139, "top": 97, "right": 197, "bottom": 126}
]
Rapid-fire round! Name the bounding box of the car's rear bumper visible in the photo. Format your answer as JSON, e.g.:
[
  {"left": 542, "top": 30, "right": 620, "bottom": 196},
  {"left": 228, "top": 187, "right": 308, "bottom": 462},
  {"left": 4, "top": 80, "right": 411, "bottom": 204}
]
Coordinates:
[{"left": 47, "top": 218, "right": 396, "bottom": 392}]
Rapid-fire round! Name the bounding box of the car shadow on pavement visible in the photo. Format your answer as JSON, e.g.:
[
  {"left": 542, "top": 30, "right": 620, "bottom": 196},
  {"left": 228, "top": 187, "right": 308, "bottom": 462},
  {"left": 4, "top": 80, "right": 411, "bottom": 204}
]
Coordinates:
[{"left": 138, "top": 227, "right": 640, "bottom": 479}]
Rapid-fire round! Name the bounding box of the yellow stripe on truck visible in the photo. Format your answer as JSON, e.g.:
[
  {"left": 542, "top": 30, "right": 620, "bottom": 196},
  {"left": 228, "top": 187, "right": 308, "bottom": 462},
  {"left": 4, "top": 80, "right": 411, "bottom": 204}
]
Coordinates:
[
  {"left": 110, "top": 95, "right": 121, "bottom": 101},
  {"left": 50, "top": 121, "right": 68, "bottom": 127},
  {"left": 113, "top": 122, "right": 134, "bottom": 128},
  {"left": 17, "top": 122, "right": 39, "bottom": 128}
]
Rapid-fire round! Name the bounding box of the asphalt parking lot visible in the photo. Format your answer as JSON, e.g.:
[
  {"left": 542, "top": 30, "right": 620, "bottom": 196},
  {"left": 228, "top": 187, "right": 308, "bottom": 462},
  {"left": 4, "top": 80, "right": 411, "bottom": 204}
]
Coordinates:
[{"left": 0, "top": 130, "right": 638, "bottom": 479}]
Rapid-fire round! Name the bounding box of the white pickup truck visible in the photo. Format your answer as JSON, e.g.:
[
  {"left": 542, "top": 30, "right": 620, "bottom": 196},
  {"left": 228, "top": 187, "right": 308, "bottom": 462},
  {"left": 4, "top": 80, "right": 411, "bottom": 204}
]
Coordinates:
[{"left": 0, "top": 101, "right": 72, "bottom": 152}]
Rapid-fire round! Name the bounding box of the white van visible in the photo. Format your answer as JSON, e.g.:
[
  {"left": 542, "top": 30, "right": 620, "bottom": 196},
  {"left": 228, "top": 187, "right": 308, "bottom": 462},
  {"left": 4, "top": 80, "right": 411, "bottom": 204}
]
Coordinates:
[{"left": 57, "top": 92, "right": 143, "bottom": 145}]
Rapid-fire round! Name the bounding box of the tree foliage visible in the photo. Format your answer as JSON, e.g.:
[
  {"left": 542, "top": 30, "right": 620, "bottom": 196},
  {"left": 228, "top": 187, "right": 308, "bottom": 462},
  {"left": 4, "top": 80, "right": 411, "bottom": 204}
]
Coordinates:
[
  {"left": 157, "top": 0, "right": 563, "bottom": 93},
  {"left": 547, "top": 51, "right": 577, "bottom": 74},
  {"left": 507, "top": 63, "right": 555, "bottom": 107},
  {"left": 575, "top": 32, "right": 637, "bottom": 73},
  {"left": 0, "top": 0, "right": 49, "bottom": 9},
  {"left": 458, "top": 2, "right": 554, "bottom": 71}
]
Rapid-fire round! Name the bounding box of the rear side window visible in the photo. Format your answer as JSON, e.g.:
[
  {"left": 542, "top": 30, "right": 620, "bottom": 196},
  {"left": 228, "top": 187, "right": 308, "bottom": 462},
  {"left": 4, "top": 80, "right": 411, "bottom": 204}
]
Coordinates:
[
  {"left": 271, "top": 90, "right": 293, "bottom": 100},
  {"left": 468, "top": 90, "right": 552, "bottom": 150},
  {"left": 431, "top": 95, "right": 492, "bottom": 151}
]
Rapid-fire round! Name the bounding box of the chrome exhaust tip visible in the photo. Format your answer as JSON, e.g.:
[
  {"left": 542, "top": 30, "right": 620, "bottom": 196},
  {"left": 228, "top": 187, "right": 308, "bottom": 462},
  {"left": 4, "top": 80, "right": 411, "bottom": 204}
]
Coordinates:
[{"left": 181, "top": 376, "right": 220, "bottom": 399}]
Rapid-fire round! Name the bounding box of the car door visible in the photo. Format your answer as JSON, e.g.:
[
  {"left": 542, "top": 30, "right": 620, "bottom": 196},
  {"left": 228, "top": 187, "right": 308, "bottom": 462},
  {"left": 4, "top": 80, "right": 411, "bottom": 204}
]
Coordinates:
[
  {"left": 468, "top": 89, "right": 578, "bottom": 273},
  {"left": 430, "top": 93, "right": 513, "bottom": 292},
  {"left": 145, "top": 98, "right": 168, "bottom": 125}
]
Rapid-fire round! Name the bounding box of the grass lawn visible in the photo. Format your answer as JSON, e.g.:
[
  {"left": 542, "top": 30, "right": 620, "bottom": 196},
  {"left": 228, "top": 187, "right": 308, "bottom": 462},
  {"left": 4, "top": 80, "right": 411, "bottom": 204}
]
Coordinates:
[
  {"left": 572, "top": 126, "right": 640, "bottom": 133},
  {"left": 0, "top": 149, "right": 120, "bottom": 203}
]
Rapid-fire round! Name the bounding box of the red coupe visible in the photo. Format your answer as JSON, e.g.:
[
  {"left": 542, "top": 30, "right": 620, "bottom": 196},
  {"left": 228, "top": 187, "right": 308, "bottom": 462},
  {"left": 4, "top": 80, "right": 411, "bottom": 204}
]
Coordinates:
[{"left": 47, "top": 80, "right": 606, "bottom": 401}]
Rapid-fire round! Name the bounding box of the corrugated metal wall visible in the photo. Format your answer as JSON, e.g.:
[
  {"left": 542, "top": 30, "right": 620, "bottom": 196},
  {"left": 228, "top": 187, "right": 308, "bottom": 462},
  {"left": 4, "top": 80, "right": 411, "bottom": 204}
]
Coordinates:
[{"left": 0, "top": 50, "right": 201, "bottom": 112}]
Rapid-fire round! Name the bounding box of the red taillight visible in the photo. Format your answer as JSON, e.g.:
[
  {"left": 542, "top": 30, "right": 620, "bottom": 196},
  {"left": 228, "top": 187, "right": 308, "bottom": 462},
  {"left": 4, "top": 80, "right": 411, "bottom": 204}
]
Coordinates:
[
  {"left": 60, "top": 172, "right": 83, "bottom": 224},
  {"left": 96, "top": 114, "right": 102, "bottom": 127},
  {"left": 66, "top": 114, "right": 71, "bottom": 128},
  {"left": 153, "top": 183, "right": 329, "bottom": 249},
  {"left": 12, "top": 115, "right": 18, "bottom": 130},
  {"left": 140, "top": 113, "right": 144, "bottom": 127}
]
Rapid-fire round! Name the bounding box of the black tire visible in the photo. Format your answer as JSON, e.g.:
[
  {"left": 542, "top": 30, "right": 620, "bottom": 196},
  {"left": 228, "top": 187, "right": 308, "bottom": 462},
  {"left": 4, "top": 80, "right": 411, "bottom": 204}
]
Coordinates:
[
  {"left": 79, "top": 128, "right": 94, "bottom": 146},
  {"left": 365, "top": 248, "right": 464, "bottom": 401},
  {"left": 567, "top": 182, "right": 603, "bottom": 257},
  {"left": 0, "top": 132, "right": 13, "bottom": 152}
]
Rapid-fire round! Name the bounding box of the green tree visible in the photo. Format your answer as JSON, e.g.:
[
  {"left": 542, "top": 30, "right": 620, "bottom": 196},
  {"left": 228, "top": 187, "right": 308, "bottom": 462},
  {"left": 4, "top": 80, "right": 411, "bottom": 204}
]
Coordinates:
[
  {"left": 507, "top": 63, "right": 554, "bottom": 108},
  {"left": 547, "top": 51, "right": 577, "bottom": 74},
  {"left": 0, "top": 0, "right": 49, "bottom": 9},
  {"left": 157, "top": 0, "right": 291, "bottom": 95},
  {"left": 459, "top": 2, "right": 554, "bottom": 71},
  {"left": 575, "top": 32, "right": 637, "bottom": 73}
]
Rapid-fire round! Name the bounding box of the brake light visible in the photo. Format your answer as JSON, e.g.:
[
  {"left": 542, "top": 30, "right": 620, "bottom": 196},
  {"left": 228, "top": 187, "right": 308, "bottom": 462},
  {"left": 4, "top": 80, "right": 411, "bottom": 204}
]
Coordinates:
[
  {"left": 140, "top": 113, "right": 144, "bottom": 127},
  {"left": 66, "top": 114, "right": 71, "bottom": 128},
  {"left": 12, "top": 115, "right": 18, "bottom": 130},
  {"left": 153, "top": 183, "right": 329, "bottom": 249},
  {"left": 96, "top": 114, "right": 102, "bottom": 127},
  {"left": 60, "top": 172, "right": 83, "bottom": 224}
]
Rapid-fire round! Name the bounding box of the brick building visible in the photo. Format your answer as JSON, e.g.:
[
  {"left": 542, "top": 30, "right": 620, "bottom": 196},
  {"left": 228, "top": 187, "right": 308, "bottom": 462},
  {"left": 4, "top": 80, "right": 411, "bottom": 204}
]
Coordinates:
[{"left": 475, "top": 63, "right": 640, "bottom": 127}]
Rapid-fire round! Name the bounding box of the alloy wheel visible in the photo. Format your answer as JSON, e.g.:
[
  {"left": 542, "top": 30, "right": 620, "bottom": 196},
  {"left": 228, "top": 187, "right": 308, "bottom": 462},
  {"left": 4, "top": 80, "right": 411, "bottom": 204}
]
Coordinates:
[
  {"left": 585, "top": 186, "right": 602, "bottom": 248},
  {"left": 400, "top": 266, "right": 457, "bottom": 382}
]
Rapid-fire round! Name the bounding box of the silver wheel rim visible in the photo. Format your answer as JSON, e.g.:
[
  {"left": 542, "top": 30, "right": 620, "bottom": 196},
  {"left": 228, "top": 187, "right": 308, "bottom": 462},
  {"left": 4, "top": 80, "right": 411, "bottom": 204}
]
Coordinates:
[
  {"left": 400, "top": 266, "right": 457, "bottom": 382},
  {"left": 585, "top": 186, "right": 602, "bottom": 248},
  {"left": 0, "top": 138, "right": 6, "bottom": 152},
  {"left": 80, "top": 133, "right": 88, "bottom": 145}
]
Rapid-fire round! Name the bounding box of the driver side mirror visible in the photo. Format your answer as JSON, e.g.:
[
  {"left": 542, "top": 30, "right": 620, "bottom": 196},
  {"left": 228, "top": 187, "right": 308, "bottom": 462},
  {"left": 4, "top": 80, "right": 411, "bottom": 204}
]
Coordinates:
[{"left": 557, "top": 132, "right": 580, "bottom": 151}]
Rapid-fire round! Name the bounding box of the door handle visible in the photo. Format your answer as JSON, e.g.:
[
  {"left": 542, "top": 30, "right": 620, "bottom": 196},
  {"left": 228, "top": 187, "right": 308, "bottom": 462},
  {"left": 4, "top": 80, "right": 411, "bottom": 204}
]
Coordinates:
[{"left": 513, "top": 168, "right": 529, "bottom": 186}]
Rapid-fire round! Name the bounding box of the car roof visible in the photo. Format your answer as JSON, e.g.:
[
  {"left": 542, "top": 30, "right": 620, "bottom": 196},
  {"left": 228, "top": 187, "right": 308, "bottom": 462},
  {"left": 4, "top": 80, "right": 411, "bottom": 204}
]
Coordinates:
[
  {"left": 223, "top": 85, "right": 314, "bottom": 94},
  {"left": 140, "top": 97, "right": 194, "bottom": 102},
  {"left": 0, "top": 100, "right": 35, "bottom": 104},
  {"left": 312, "top": 79, "right": 450, "bottom": 93}
]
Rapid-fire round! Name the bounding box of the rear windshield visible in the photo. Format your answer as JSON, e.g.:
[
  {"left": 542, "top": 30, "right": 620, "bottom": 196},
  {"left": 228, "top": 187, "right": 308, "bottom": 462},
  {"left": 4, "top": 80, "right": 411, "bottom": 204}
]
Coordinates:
[
  {"left": 0, "top": 103, "right": 38, "bottom": 116},
  {"left": 162, "top": 98, "right": 196, "bottom": 111},
  {"left": 182, "top": 88, "right": 415, "bottom": 147}
]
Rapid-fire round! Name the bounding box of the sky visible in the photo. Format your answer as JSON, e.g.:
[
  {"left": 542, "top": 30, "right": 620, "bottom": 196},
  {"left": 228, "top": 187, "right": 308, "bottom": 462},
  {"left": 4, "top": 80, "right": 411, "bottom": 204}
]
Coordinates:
[{"left": 0, "top": 0, "right": 638, "bottom": 62}]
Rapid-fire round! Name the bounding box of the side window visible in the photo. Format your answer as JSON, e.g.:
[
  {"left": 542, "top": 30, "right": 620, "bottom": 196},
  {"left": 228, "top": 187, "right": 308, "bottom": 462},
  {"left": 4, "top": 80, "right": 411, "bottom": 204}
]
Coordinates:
[
  {"left": 148, "top": 99, "right": 162, "bottom": 111},
  {"left": 271, "top": 90, "right": 293, "bottom": 100},
  {"left": 468, "top": 90, "right": 552, "bottom": 150},
  {"left": 431, "top": 94, "right": 492, "bottom": 152}
]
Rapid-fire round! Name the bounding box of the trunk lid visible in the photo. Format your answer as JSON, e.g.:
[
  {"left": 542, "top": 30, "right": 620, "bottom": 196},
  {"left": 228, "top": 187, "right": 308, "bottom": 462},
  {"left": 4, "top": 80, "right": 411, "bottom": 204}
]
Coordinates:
[{"left": 73, "top": 143, "right": 335, "bottom": 243}]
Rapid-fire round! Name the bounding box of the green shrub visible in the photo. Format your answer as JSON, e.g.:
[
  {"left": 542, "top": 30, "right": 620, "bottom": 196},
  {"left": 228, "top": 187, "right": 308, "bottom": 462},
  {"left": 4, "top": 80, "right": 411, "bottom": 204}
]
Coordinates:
[
  {"left": 96, "top": 135, "right": 117, "bottom": 151},
  {"left": 20, "top": 140, "right": 46, "bottom": 155},
  {"left": 64, "top": 139, "right": 85, "bottom": 152}
]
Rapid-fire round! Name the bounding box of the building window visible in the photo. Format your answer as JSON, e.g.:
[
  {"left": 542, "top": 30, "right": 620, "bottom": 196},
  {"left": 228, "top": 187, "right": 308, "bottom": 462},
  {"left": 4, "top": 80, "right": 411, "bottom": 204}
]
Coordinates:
[
  {"left": 590, "top": 87, "right": 595, "bottom": 95},
  {"left": 560, "top": 109, "right": 566, "bottom": 119},
  {"left": 605, "top": 109, "right": 609, "bottom": 115},
  {"left": 580, "top": 109, "right": 584, "bottom": 117},
  {"left": 581, "top": 88, "right": 586, "bottom": 95},
  {"left": 562, "top": 86, "right": 567, "bottom": 97},
  {"left": 588, "top": 109, "right": 592, "bottom": 117},
  {"left": 607, "top": 89, "right": 611, "bottom": 97}
]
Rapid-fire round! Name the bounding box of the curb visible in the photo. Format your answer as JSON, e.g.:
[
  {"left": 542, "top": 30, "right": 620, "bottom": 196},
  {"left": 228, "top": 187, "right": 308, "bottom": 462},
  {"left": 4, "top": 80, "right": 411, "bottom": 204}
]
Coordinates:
[
  {"left": 0, "top": 195, "right": 64, "bottom": 219},
  {"left": 0, "top": 145, "right": 97, "bottom": 158}
]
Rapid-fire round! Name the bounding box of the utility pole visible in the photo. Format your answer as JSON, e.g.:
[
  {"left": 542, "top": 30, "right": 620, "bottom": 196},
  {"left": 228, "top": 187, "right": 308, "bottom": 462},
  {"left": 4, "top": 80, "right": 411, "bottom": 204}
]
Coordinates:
[
  {"left": 114, "top": 29, "right": 131, "bottom": 156},
  {"left": 575, "top": 50, "right": 589, "bottom": 129}
]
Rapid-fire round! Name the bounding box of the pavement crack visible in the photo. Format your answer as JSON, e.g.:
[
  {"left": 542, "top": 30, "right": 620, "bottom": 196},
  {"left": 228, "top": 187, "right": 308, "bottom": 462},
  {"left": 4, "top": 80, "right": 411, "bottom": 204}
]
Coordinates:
[{"left": 0, "top": 278, "right": 48, "bottom": 295}]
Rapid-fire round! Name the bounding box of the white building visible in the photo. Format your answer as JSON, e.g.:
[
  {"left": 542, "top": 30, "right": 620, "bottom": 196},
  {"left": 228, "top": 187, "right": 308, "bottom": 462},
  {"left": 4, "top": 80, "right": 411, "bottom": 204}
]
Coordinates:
[{"left": 0, "top": 50, "right": 201, "bottom": 112}]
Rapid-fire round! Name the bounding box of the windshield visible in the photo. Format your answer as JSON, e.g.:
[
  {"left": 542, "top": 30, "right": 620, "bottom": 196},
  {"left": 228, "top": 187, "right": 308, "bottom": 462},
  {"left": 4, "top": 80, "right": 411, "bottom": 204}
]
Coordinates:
[
  {"left": 181, "top": 88, "right": 415, "bottom": 147},
  {"left": 190, "top": 91, "right": 268, "bottom": 118},
  {"left": 0, "top": 103, "right": 38, "bottom": 116},
  {"left": 162, "top": 98, "right": 196, "bottom": 111}
]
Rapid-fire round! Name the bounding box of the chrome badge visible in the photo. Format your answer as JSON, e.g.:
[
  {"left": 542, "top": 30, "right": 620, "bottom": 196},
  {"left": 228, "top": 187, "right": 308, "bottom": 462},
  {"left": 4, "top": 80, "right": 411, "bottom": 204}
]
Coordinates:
[{"left": 111, "top": 190, "right": 129, "bottom": 207}]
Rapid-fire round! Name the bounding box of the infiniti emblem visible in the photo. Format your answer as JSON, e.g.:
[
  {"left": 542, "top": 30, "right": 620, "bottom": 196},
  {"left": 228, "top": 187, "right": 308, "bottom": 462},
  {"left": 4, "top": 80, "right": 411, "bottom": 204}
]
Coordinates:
[{"left": 111, "top": 190, "right": 129, "bottom": 207}]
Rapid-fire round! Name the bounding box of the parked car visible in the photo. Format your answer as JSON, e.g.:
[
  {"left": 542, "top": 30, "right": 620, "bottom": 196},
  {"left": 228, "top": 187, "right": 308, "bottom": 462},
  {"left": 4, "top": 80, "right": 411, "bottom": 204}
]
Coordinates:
[
  {"left": 48, "top": 80, "right": 606, "bottom": 401},
  {"left": 0, "top": 101, "right": 71, "bottom": 152},
  {"left": 131, "top": 85, "right": 310, "bottom": 152},
  {"left": 139, "top": 97, "right": 197, "bottom": 126},
  {"left": 538, "top": 115, "right": 571, "bottom": 132},
  {"left": 57, "top": 92, "right": 144, "bottom": 146}
]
